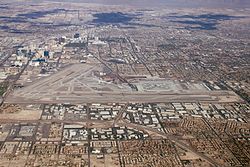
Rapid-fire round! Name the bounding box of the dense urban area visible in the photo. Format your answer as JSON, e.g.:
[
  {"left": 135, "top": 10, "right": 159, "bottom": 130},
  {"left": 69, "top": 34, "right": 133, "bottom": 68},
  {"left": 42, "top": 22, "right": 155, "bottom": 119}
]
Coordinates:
[{"left": 0, "top": 0, "right": 250, "bottom": 167}]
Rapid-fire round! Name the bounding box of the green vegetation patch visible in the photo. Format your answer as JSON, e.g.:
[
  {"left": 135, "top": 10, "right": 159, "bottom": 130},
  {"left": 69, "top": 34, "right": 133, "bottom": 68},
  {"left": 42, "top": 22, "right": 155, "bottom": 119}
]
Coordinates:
[{"left": 0, "top": 84, "right": 7, "bottom": 96}]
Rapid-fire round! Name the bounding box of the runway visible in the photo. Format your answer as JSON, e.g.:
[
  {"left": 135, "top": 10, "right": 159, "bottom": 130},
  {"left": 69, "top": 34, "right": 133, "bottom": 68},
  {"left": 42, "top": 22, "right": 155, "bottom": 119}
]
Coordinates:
[
  {"left": 6, "top": 90, "right": 242, "bottom": 104},
  {"left": 5, "top": 64, "right": 243, "bottom": 104}
]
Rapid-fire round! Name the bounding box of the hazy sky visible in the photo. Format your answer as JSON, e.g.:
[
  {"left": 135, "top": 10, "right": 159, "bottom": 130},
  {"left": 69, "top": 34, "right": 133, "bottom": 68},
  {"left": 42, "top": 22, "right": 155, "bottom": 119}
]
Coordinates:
[
  {"left": 1, "top": 0, "right": 250, "bottom": 8},
  {"left": 42, "top": 0, "right": 250, "bottom": 8}
]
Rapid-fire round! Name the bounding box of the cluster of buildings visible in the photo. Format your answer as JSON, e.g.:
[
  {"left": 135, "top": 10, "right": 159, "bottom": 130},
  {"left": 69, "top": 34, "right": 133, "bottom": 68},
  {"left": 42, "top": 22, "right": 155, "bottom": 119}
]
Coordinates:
[
  {"left": 90, "top": 127, "right": 148, "bottom": 141},
  {"left": 0, "top": 2, "right": 249, "bottom": 166},
  {"left": 123, "top": 103, "right": 163, "bottom": 131},
  {"left": 156, "top": 102, "right": 249, "bottom": 122},
  {"left": 119, "top": 139, "right": 183, "bottom": 167},
  {"left": 89, "top": 103, "right": 122, "bottom": 121},
  {"left": 0, "top": 101, "right": 249, "bottom": 166}
]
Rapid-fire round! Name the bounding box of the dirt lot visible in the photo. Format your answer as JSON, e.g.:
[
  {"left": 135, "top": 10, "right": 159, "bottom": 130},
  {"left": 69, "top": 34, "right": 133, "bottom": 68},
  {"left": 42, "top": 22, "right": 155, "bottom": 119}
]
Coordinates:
[{"left": 0, "top": 109, "right": 42, "bottom": 121}]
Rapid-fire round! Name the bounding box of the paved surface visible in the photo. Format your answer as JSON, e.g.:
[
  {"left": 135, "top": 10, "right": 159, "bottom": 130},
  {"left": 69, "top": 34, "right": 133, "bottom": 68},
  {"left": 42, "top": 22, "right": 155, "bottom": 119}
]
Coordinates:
[
  {"left": 6, "top": 90, "right": 242, "bottom": 104},
  {"left": 5, "top": 63, "right": 242, "bottom": 104}
]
